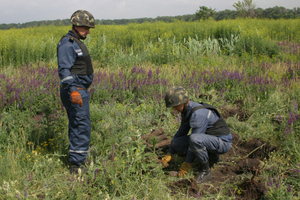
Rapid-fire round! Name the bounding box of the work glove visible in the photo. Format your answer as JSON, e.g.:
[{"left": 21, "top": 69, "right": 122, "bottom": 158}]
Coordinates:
[
  {"left": 178, "top": 161, "right": 192, "bottom": 177},
  {"left": 161, "top": 153, "right": 172, "bottom": 168},
  {"left": 70, "top": 91, "right": 83, "bottom": 107}
]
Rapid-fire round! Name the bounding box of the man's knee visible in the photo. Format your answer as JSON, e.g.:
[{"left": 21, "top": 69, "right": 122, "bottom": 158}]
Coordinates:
[
  {"left": 189, "top": 134, "right": 206, "bottom": 151},
  {"left": 171, "top": 139, "right": 179, "bottom": 149},
  {"left": 189, "top": 134, "right": 200, "bottom": 145},
  {"left": 171, "top": 138, "right": 188, "bottom": 155},
  {"left": 171, "top": 139, "right": 175, "bottom": 148}
]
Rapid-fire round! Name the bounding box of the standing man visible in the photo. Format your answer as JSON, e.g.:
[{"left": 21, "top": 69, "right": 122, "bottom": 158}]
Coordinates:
[
  {"left": 161, "top": 86, "right": 232, "bottom": 183},
  {"left": 57, "top": 10, "right": 95, "bottom": 174}
]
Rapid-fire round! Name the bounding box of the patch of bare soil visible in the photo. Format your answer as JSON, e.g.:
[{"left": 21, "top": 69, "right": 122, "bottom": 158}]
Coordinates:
[
  {"left": 160, "top": 132, "right": 276, "bottom": 199},
  {"left": 199, "top": 132, "right": 275, "bottom": 199},
  {"left": 220, "top": 100, "right": 251, "bottom": 121},
  {"left": 157, "top": 133, "right": 276, "bottom": 200},
  {"left": 168, "top": 178, "right": 201, "bottom": 197},
  {"left": 141, "top": 103, "right": 277, "bottom": 199}
]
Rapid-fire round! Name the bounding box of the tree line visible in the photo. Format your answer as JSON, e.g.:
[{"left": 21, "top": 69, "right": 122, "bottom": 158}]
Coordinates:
[{"left": 0, "top": 5, "right": 299, "bottom": 30}]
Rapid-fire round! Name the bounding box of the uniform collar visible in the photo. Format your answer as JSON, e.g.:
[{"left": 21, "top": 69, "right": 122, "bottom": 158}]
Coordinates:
[{"left": 67, "top": 30, "right": 79, "bottom": 39}]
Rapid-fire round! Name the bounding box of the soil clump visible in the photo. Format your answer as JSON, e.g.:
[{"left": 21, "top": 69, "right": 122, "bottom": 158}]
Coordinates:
[
  {"left": 141, "top": 102, "right": 277, "bottom": 199},
  {"left": 159, "top": 132, "right": 274, "bottom": 199}
]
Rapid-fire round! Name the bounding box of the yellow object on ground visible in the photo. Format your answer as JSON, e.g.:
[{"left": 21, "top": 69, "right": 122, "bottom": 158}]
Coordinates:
[
  {"left": 161, "top": 153, "right": 172, "bottom": 168},
  {"left": 178, "top": 161, "right": 192, "bottom": 177}
]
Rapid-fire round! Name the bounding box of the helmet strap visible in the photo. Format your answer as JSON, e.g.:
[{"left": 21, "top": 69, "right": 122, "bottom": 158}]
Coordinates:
[
  {"left": 182, "top": 100, "right": 190, "bottom": 115},
  {"left": 73, "top": 25, "right": 86, "bottom": 40},
  {"left": 182, "top": 102, "right": 188, "bottom": 115}
]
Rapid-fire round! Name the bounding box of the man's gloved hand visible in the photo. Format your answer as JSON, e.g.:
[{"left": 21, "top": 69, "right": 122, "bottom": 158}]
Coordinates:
[
  {"left": 178, "top": 161, "right": 192, "bottom": 177},
  {"left": 70, "top": 91, "right": 83, "bottom": 107},
  {"left": 161, "top": 153, "right": 172, "bottom": 168}
]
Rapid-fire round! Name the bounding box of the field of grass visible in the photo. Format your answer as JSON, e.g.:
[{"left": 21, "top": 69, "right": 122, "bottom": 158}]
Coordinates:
[{"left": 0, "top": 18, "right": 300, "bottom": 199}]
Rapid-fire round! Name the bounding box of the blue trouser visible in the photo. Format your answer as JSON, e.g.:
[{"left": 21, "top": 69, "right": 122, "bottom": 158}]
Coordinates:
[
  {"left": 60, "top": 88, "right": 91, "bottom": 166},
  {"left": 171, "top": 133, "right": 231, "bottom": 164}
]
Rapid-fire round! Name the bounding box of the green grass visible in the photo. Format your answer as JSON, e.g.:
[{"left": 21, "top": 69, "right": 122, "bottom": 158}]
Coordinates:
[
  {"left": 0, "top": 19, "right": 300, "bottom": 199},
  {"left": 0, "top": 18, "right": 299, "bottom": 67}
]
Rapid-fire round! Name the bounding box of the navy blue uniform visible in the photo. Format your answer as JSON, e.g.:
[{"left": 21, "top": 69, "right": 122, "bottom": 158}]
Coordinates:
[
  {"left": 57, "top": 31, "right": 94, "bottom": 166},
  {"left": 169, "top": 101, "right": 232, "bottom": 164}
]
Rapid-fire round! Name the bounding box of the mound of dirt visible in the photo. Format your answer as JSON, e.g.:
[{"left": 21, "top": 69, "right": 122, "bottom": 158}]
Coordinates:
[
  {"left": 162, "top": 132, "right": 276, "bottom": 199},
  {"left": 141, "top": 104, "right": 277, "bottom": 199},
  {"left": 168, "top": 178, "right": 200, "bottom": 198},
  {"left": 238, "top": 176, "right": 267, "bottom": 200},
  {"left": 220, "top": 100, "right": 250, "bottom": 121}
]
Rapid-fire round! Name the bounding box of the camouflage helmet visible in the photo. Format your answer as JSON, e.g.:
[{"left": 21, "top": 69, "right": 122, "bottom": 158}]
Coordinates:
[
  {"left": 165, "top": 86, "right": 189, "bottom": 108},
  {"left": 70, "top": 10, "right": 95, "bottom": 28}
]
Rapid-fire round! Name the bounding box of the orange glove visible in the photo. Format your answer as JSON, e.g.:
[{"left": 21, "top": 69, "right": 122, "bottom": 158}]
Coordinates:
[
  {"left": 178, "top": 161, "right": 192, "bottom": 177},
  {"left": 161, "top": 153, "right": 172, "bottom": 168},
  {"left": 70, "top": 91, "right": 83, "bottom": 107}
]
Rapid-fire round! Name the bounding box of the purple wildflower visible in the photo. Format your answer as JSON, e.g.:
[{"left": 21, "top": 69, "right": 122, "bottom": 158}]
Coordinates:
[
  {"left": 148, "top": 70, "right": 152, "bottom": 79},
  {"left": 94, "top": 168, "right": 99, "bottom": 180},
  {"left": 287, "top": 184, "right": 291, "bottom": 192},
  {"left": 24, "top": 186, "right": 28, "bottom": 198},
  {"left": 27, "top": 172, "right": 32, "bottom": 182}
]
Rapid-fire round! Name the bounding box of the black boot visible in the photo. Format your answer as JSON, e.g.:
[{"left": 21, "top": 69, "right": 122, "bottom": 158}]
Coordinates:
[
  {"left": 195, "top": 162, "right": 212, "bottom": 184},
  {"left": 70, "top": 164, "right": 88, "bottom": 174},
  {"left": 209, "top": 154, "right": 221, "bottom": 168},
  {"left": 70, "top": 159, "right": 90, "bottom": 174}
]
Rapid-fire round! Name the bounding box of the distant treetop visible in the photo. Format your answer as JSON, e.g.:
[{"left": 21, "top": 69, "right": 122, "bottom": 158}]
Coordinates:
[{"left": 0, "top": 6, "right": 299, "bottom": 30}]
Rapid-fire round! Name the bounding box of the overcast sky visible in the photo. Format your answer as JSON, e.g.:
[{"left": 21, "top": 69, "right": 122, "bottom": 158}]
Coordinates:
[{"left": 0, "top": 0, "right": 298, "bottom": 24}]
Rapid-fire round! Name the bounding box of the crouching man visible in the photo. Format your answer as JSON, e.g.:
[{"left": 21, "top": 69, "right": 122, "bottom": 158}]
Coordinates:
[{"left": 161, "top": 86, "right": 232, "bottom": 183}]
